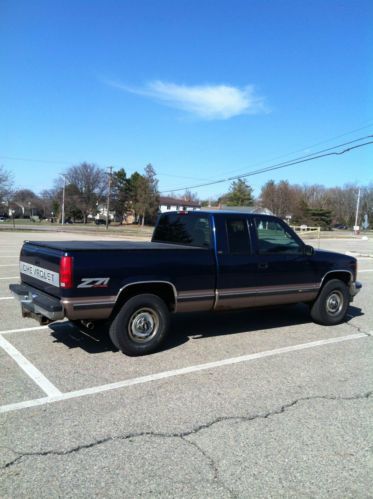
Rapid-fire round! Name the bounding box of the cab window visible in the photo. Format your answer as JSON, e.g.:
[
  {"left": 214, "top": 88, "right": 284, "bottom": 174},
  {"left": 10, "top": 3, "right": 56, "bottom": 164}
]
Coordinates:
[
  {"left": 226, "top": 217, "right": 251, "bottom": 254},
  {"left": 254, "top": 217, "right": 302, "bottom": 254}
]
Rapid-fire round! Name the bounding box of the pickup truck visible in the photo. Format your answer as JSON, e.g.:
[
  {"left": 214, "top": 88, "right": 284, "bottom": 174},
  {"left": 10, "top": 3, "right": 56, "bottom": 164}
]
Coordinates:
[{"left": 10, "top": 211, "right": 362, "bottom": 356}]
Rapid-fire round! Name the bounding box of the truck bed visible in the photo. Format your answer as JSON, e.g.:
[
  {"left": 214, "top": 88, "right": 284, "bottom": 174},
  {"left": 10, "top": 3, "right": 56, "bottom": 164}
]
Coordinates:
[{"left": 24, "top": 240, "right": 201, "bottom": 251}]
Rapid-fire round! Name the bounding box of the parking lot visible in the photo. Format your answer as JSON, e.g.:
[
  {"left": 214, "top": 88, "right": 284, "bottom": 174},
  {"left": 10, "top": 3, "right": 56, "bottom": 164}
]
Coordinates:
[{"left": 0, "top": 230, "right": 372, "bottom": 497}]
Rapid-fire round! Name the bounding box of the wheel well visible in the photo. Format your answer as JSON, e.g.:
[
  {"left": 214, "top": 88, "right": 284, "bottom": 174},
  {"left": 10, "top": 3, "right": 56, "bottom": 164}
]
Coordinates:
[
  {"left": 321, "top": 271, "right": 352, "bottom": 288},
  {"left": 110, "top": 282, "right": 176, "bottom": 319}
]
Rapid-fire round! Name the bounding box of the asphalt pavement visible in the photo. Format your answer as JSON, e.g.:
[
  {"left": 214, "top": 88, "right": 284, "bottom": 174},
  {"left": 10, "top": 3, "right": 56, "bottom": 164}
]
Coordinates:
[{"left": 0, "top": 231, "right": 372, "bottom": 498}]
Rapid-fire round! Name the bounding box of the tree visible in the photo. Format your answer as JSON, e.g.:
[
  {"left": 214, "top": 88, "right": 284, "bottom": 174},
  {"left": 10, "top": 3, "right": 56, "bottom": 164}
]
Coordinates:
[
  {"left": 182, "top": 190, "right": 200, "bottom": 203},
  {"left": 306, "top": 208, "right": 333, "bottom": 230},
  {"left": 39, "top": 189, "right": 59, "bottom": 219},
  {"left": 259, "top": 180, "right": 277, "bottom": 214},
  {"left": 143, "top": 164, "right": 159, "bottom": 223},
  {"left": 302, "top": 184, "right": 328, "bottom": 209},
  {"left": 62, "top": 163, "right": 107, "bottom": 223},
  {"left": 360, "top": 184, "right": 373, "bottom": 229},
  {"left": 259, "top": 179, "right": 370, "bottom": 227},
  {"left": 111, "top": 168, "right": 131, "bottom": 222},
  {"left": 220, "top": 179, "right": 254, "bottom": 206},
  {"left": 260, "top": 180, "right": 303, "bottom": 219},
  {"left": 128, "top": 172, "right": 148, "bottom": 224},
  {"left": 12, "top": 189, "right": 42, "bottom": 217},
  {"left": 0, "top": 166, "right": 13, "bottom": 205},
  {"left": 127, "top": 164, "right": 160, "bottom": 226},
  {"left": 201, "top": 197, "right": 219, "bottom": 207}
]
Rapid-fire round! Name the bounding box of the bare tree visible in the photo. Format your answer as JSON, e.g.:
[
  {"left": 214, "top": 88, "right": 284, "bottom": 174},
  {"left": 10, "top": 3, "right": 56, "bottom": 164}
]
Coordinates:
[
  {"left": 259, "top": 180, "right": 277, "bottom": 213},
  {"left": 260, "top": 180, "right": 302, "bottom": 218},
  {"left": 143, "top": 164, "right": 159, "bottom": 223},
  {"left": 12, "top": 189, "right": 42, "bottom": 217},
  {"left": 39, "top": 189, "right": 60, "bottom": 219},
  {"left": 182, "top": 190, "right": 200, "bottom": 203},
  {"left": 62, "top": 163, "right": 107, "bottom": 223},
  {"left": 302, "top": 184, "right": 328, "bottom": 209},
  {"left": 361, "top": 183, "right": 373, "bottom": 228},
  {"left": 0, "top": 166, "right": 13, "bottom": 205}
]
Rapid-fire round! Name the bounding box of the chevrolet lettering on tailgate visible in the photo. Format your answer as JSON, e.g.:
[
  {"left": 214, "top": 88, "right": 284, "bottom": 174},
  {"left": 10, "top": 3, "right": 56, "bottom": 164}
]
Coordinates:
[{"left": 20, "top": 261, "right": 60, "bottom": 287}]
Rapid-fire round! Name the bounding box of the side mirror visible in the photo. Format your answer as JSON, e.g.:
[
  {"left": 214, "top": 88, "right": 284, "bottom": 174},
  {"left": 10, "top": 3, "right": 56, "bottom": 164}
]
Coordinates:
[{"left": 304, "top": 244, "right": 314, "bottom": 256}]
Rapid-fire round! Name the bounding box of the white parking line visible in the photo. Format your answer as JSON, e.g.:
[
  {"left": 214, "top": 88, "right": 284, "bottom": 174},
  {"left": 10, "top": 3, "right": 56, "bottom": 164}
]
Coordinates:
[
  {"left": 0, "top": 325, "right": 49, "bottom": 335},
  {"left": 0, "top": 297, "right": 14, "bottom": 301},
  {"left": 359, "top": 269, "right": 373, "bottom": 273},
  {"left": 0, "top": 256, "right": 19, "bottom": 258},
  {"left": 0, "top": 332, "right": 367, "bottom": 414},
  {"left": 0, "top": 276, "right": 18, "bottom": 280},
  {"left": 0, "top": 335, "right": 62, "bottom": 397},
  {"left": 0, "top": 264, "right": 18, "bottom": 267}
]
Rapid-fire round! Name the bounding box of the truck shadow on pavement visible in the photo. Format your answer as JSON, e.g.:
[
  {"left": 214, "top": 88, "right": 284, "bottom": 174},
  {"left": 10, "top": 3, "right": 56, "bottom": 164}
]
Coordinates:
[
  {"left": 165, "top": 304, "right": 364, "bottom": 349},
  {"left": 48, "top": 304, "right": 364, "bottom": 355}
]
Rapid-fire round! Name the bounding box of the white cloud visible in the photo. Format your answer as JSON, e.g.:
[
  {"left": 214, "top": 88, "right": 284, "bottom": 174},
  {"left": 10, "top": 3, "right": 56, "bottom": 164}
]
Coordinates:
[{"left": 106, "top": 80, "right": 267, "bottom": 120}]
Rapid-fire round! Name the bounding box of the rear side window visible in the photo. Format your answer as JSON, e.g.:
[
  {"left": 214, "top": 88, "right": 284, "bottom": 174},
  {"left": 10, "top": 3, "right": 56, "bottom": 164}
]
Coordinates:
[
  {"left": 226, "top": 217, "right": 251, "bottom": 254},
  {"left": 153, "top": 213, "right": 211, "bottom": 248}
]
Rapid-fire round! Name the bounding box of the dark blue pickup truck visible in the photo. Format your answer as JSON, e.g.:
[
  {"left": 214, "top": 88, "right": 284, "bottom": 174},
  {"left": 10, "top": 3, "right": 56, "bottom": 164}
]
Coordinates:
[{"left": 10, "top": 211, "right": 361, "bottom": 355}]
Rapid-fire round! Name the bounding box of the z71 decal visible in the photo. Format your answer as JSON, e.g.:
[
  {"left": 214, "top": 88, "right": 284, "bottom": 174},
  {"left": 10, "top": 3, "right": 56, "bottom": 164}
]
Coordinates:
[{"left": 77, "top": 278, "right": 110, "bottom": 288}]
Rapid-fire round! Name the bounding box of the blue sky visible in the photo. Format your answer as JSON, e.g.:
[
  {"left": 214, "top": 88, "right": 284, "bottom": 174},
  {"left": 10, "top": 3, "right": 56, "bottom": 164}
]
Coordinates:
[{"left": 1, "top": 0, "right": 372, "bottom": 199}]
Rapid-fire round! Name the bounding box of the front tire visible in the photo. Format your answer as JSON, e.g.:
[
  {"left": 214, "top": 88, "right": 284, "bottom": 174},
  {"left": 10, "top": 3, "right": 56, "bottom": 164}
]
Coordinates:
[
  {"left": 109, "top": 294, "right": 170, "bottom": 356},
  {"left": 310, "top": 279, "right": 349, "bottom": 325}
]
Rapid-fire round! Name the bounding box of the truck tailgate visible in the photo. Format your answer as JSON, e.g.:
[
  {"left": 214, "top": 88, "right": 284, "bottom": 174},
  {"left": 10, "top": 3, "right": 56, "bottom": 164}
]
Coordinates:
[{"left": 19, "top": 242, "right": 64, "bottom": 297}]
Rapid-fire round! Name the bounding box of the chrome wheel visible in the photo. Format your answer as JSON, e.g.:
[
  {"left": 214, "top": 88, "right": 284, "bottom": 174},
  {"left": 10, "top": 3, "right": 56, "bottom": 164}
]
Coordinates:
[
  {"left": 128, "top": 308, "right": 159, "bottom": 343},
  {"left": 326, "top": 290, "right": 344, "bottom": 316}
]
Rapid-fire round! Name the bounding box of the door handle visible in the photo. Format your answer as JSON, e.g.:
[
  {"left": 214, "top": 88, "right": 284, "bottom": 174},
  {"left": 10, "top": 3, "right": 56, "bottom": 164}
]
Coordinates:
[{"left": 258, "top": 263, "right": 269, "bottom": 270}]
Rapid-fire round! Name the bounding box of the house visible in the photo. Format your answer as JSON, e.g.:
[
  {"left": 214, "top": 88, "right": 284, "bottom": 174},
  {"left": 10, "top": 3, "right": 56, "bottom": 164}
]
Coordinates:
[
  {"left": 159, "top": 196, "right": 201, "bottom": 213},
  {"left": 93, "top": 197, "right": 201, "bottom": 224}
]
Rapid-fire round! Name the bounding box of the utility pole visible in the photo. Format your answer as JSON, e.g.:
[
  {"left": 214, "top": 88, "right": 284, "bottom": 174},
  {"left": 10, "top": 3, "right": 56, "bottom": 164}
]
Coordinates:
[
  {"left": 354, "top": 188, "right": 361, "bottom": 235},
  {"left": 106, "top": 166, "right": 113, "bottom": 230},
  {"left": 60, "top": 174, "right": 66, "bottom": 225}
]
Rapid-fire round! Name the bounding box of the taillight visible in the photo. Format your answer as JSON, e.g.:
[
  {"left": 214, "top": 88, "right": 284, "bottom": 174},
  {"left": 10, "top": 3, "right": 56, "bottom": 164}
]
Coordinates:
[{"left": 60, "top": 256, "right": 73, "bottom": 288}]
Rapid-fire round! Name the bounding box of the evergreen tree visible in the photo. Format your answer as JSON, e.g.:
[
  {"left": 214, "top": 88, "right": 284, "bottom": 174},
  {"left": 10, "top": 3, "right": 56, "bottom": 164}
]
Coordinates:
[
  {"left": 111, "top": 168, "right": 131, "bottom": 222},
  {"left": 306, "top": 208, "right": 333, "bottom": 230},
  {"left": 220, "top": 179, "right": 254, "bottom": 206}
]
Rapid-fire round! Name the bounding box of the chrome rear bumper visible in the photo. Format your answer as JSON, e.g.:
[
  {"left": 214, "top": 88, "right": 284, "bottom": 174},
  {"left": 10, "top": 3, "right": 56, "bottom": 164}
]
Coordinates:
[{"left": 9, "top": 283, "right": 64, "bottom": 323}]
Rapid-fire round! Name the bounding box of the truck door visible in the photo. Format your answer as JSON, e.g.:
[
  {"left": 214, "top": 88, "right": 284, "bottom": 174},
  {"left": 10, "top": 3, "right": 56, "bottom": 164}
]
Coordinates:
[
  {"left": 250, "top": 216, "right": 319, "bottom": 305},
  {"left": 215, "top": 214, "right": 258, "bottom": 310}
]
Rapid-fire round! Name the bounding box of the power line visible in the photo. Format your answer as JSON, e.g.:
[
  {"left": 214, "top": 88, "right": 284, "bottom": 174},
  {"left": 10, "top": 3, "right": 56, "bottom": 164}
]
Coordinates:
[
  {"left": 1, "top": 122, "right": 372, "bottom": 181},
  {"left": 160, "top": 136, "right": 373, "bottom": 194},
  {"left": 212, "top": 121, "right": 373, "bottom": 178},
  {"left": 0, "top": 155, "right": 69, "bottom": 165},
  {"left": 0, "top": 155, "right": 209, "bottom": 182},
  {"left": 233, "top": 135, "right": 373, "bottom": 178}
]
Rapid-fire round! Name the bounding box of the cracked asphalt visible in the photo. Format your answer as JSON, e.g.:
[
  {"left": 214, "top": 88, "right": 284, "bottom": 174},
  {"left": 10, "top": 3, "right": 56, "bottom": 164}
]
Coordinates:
[{"left": 0, "top": 232, "right": 372, "bottom": 498}]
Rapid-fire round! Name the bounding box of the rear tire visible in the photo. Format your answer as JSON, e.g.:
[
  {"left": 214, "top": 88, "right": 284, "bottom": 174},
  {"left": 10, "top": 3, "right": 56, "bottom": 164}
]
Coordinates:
[
  {"left": 310, "top": 279, "right": 349, "bottom": 325},
  {"left": 109, "top": 294, "right": 170, "bottom": 356}
]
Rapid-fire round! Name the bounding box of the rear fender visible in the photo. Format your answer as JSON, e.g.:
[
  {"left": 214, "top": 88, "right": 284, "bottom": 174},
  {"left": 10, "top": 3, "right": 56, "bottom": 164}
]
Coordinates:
[{"left": 111, "top": 281, "right": 177, "bottom": 318}]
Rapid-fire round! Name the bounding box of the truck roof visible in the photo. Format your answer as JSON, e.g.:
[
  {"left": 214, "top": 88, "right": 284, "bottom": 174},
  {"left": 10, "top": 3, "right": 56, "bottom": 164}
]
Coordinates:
[{"left": 164, "top": 210, "right": 274, "bottom": 217}]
